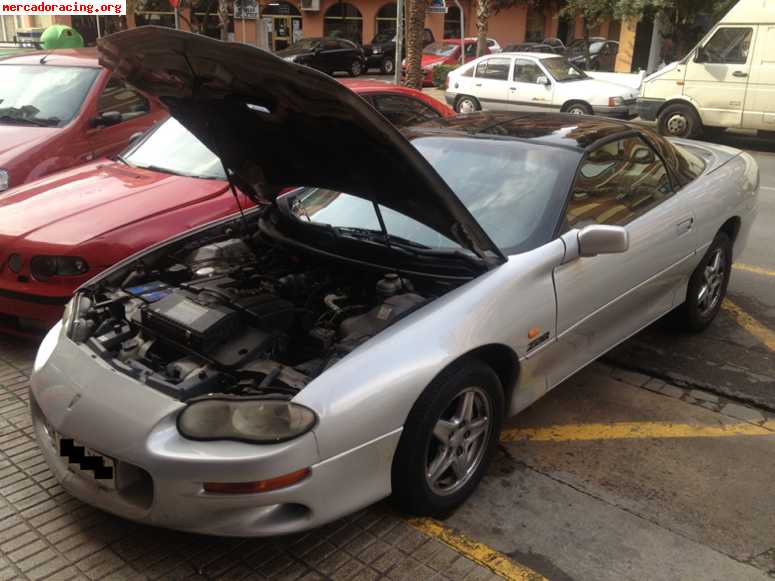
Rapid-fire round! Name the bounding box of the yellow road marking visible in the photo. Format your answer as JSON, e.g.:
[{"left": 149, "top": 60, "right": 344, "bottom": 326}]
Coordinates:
[
  {"left": 722, "top": 298, "right": 775, "bottom": 352},
  {"left": 733, "top": 262, "right": 775, "bottom": 277},
  {"left": 500, "top": 421, "right": 771, "bottom": 443},
  {"left": 406, "top": 517, "right": 548, "bottom": 580}
]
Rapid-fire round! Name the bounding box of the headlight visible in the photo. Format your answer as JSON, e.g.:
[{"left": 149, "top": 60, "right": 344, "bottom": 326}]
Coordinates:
[
  {"left": 178, "top": 398, "right": 317, "bottom": 443},
  {"left": 372, "top": 46, "right": 382, "bottom": 54},
  {"left": 608, "top": 96, "right": 624, "bottom": 107},
  {"left": 283, "top": 55, "right": 297, "bottom": 62},
  {"left": 426, "top": 61, "right": 443, "bottom": 69},
  {"left": 0, "top": 169, "right": 8, "bottom": 192},
  {"left": 30, "top": 255, "right": 89, "bottom": 280}
]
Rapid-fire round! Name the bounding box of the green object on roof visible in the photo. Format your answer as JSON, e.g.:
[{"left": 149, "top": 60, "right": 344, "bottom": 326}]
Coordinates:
[{"left": 40, "top": 25, "right": 84, "bottom": 49}]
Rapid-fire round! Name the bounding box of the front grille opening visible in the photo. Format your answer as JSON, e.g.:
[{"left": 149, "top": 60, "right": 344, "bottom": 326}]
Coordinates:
[{"left": 116, "top": 461, "right": 154, "bottom": 510}]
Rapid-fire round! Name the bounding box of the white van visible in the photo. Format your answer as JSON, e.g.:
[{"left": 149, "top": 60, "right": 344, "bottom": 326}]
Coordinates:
[{"left": 638, "top": 0, "right": 775, "bottom": 139}]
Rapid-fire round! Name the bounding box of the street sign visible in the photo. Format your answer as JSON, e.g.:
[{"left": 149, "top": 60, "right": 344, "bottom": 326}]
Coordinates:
[{"left": 427, "top": 0, "right": 447, "bottom": 13}]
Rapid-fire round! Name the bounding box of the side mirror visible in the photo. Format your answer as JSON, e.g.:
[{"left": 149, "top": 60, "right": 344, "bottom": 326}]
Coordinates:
[
  {"left": 536, "top": 75, "right": 551, "bottom": 86},
  {"left": 90, "top": 111, "right": 122, "bottom": 128},
  {"left": 128, "top": 131, "right": 145, "bottom": 148},
  {"left": 578, "top": 224, "right": 629, "bottom": 257}
]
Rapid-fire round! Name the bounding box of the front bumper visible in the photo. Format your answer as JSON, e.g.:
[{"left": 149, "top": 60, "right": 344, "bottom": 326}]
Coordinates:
[
  {"left": 31, "top": 326, "right": 400, "bottom": 537},
  {"left": 636, "top": 98, "right": 665, "bottom": 122},
  {"left": 592, "top": 102, "right": 638, "bottom": 119},
  {"left": 0, "top": 289, "right": 68, "bottom": 334},
  {"left": 366, "top": 54, "right": 384, "bottom": 67}
]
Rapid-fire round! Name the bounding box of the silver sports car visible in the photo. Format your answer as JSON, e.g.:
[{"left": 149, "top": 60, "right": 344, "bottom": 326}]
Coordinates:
[{"left": 30, "top": 27, "right": 758, "bottom": 537}]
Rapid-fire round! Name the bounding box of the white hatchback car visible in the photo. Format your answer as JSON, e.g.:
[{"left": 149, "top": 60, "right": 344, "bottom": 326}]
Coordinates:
[{"left": 445, "top": 52, "right": 638, "bottom": 118}]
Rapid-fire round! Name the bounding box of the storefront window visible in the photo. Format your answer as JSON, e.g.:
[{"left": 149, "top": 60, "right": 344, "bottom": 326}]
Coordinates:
[
  {"left": 444, "top": 5, "right": 461, "bottom": 39},
  {"left": 324, "top": 2, "right": 363, "bottom": 44},
  {"left": 375, "top": 3, "right": 396, "bottom": 35},
  {"left": 264, "top": 1, "right": 302, "bottom": 49},
  {"left": 525, "top": 7, "right": 544, "bottom": 43},
  {"left": 134, "top": 0, "right": 175, "bottom": 28}
]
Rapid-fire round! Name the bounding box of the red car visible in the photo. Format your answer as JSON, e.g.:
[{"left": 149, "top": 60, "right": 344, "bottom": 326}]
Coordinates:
[
  {"left": 0, "top": 80, "right": 450, "bottom": 334},
  {"left": 403, "top": 39, "right": 489, "bottom": 86},
  {"left": 0, "top": 49, "right": 166, "bottom": 193}
]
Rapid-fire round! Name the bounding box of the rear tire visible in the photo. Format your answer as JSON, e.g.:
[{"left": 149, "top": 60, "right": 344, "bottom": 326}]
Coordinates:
[
  {"left": 455, "top": 95, "right": 480, "bottom": 114},
  {"left": 671, "top": 232, "right": 732, "bottom": 332},
  {"left": 381, "top": 56, "right": 395, "bottom": 75},
  {"left": 391, "top": 359, "right": 503, "bottom": 516},
  {"left": 658, "top": 103, "right": 703, "bottom": 139}
]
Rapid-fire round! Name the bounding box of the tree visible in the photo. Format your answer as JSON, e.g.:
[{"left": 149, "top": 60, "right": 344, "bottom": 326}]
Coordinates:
[
  {"left": 476, "top": 0, "right": 553, "bottom": 58},
  {"left": 403, "top": 0, "right": 427, "bottom": 89},
  {"left": 560, "top": 0, "right": 668, "bottom": 68}
]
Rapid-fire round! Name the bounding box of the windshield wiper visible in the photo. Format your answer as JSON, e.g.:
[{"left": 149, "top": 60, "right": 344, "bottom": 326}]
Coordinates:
[
  {"left": 134, "top": 164, "right": 221, "bottom": 180},
  {"left": 336, "top": 227, "right": 431, "bottom": 250},
  {"left": 0, "top": 114, "right": 58, "bottom": 127}
]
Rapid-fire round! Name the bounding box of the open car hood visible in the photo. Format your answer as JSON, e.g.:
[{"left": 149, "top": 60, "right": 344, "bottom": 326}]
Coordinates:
[{"left": 97, "top": 27, "right": 505, "bottom": 263}]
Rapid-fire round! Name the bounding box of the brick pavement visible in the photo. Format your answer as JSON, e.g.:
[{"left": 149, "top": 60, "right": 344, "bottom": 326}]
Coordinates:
[{"left": 0, "top": 336, "right": 501, "bottom": 581}]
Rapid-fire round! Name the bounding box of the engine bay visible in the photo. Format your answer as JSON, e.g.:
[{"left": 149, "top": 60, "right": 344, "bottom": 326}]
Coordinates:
[{"left": 68, "top": 225, "right": 456, "bottom": 401}]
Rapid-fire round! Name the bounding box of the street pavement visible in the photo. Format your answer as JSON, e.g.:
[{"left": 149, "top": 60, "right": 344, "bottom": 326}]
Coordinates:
[{"left": 1, "top": 97, "right": 775, "bottom": 579}]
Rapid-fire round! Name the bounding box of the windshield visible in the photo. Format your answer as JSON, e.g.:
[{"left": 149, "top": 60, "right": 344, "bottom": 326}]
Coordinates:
[
  {"left": 123, "top": 118, "right": 226, "bottom": 180},
  {"left": 372, "top": 30, "right": 395, "bottom": 43},
  {"left": 289, "top": 136, "right": 580, "bottom": 253},
  {"left": 589, "top": 41, "right": 604, "bottom": 54},
  {"left": 291, "top": 38, "right": 321, "bottom": 50},
  {"left": 424, "top": 42, "right": 457, "bottom": 56},
  {"left": 541, "top": 57, "right": 587, "bottom": 81},
  {"left": 0, "top": 64, "right": 100, "bottom": 127}
]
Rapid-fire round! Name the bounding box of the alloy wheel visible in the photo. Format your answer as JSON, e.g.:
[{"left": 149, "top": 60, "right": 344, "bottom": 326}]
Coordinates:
[
  {"left": 383, "top": 58, "right": 394, "bottom": 74},
  {"left": 567, "top": 106, "right": 587, "bottom": 115},
  {"left": 697, "top": 247, "right": 726, "bottom": 317},
  {"left": 351, "top": 61, "right": 362, "bottom": 76},
  {"left": 425, "top": 387, "right": 492, "bottom": 496},
  {"left": 457, "top": 98, "right": 477, "bottom": 114}
]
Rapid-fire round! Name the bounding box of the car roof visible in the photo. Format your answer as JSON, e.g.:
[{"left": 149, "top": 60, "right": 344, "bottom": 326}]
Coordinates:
[
  {"left": 0, "top": 47, "right": 100, "bottom": 67},
  {"left": 406, "top": 112, "right": 637, "bottom": 152},
  {"left": 496, "top": 51, "right": 560, "bottom": 59}
]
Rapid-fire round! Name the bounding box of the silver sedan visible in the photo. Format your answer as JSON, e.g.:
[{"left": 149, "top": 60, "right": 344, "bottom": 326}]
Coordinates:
[{"left": 30, "top": 27, "right": 758, "bottom": 537}]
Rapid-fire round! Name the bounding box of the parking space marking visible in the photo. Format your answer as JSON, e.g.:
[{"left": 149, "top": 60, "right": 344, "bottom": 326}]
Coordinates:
[
  {"left": 722, "top": 298, "right": 775, "bottom": 352},
  {"left": 500, "top": 421, "right": 771, "bottom": 443},
  {"left": 733, "top": 262, "right": 775, "bottom": 277},
  {"left": 407, "top": 517, "right": 548, "bottom": 580}
]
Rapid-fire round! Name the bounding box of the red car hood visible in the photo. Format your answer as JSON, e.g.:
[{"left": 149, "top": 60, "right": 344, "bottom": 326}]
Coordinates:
[
  {"left": 420, "top": 54, "right": 447, "bottom": 68},
  {"left": 0, "top": 161, "right": 228, "bottom": 255},
  {"left": 0, "top": 125, "right": 58, "bottom": 163}
]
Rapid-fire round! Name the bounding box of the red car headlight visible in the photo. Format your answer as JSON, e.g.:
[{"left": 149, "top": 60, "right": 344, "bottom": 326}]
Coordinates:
[{"left": 30, "top": 256, "right": 89, "bottom": 281}]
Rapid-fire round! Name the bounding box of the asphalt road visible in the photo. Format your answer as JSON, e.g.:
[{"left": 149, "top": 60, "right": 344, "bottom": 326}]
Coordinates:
[{"left": 608, "top": 132, "right": 775, "bottom": 410}]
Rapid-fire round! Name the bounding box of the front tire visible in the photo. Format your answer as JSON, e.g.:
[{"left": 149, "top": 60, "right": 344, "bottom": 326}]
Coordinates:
[
  {"left": 391, "top": 359, "right": 504, "bottom": 516},
  {"left": 672, "top": 231, "right": 732, "bottom": 332},
  {"left": 381, "top": 56, "right": 395, "bottom": 75},
  {"left": 455, "top": 95, "right": 480, "bottom": 114},
  {"left": 349, "top": 59, "right": 363, "bottom": 77},
  {"left": 658, "top": 103, "right": 703, "bottom": 139},
  {"left": 564, "top": 101, "right": 593, "bottom": 116}
]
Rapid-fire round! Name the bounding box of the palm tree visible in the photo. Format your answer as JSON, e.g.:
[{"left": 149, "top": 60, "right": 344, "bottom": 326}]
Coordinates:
[
  {"left": 475, "top": 0, "right": 492, "bottom": 57},
  {"left": 403, "top": 0, "right": 427, "bottom": 89}
]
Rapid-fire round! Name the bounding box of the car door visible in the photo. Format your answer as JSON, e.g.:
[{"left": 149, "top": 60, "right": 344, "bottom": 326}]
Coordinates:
[
  {"left": 316, "top": 40, "right": 339, "bottom": 71},
  {"left": 371, "top": 93, "right": 443, "bottom": 127},
  {"left": 85, "top": 75, "right": 155, "bottom": 160},
  {"left": 472, "top": 57, "right": 512, "bottom": 109},
  {"left": 684, "top": 25, "right": 756, "bottom": 128},
  {"left": 507, "top": 58, "right": 555, "bottom": 111},
  {"left": 742, "top": 25, "right": 775, "bottom": 130},
  {"left": 334, "top": 40, "right": 358, "bottom": 72},
  {"left": 549, "top": 135, "right": 697, "bottom": 386}
]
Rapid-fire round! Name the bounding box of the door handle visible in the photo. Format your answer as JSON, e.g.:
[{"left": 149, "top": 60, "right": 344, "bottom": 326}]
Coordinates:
[
  {"left": 474, "top": 83, "right": 482, "bottom": 87},
  {"left": 676, "top": 216, "right": 694, "bottom": 235},
  {"left": 732, "top": 70, "right": 748, "bottom": 78},
  {"left": 509, "top": 87, "right": 517, "bottom": 91}
]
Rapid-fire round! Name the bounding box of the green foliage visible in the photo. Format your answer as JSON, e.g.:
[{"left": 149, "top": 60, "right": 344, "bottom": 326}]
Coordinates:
[{"left": 432, "top": 64, "right": 458, "bottom": 88}]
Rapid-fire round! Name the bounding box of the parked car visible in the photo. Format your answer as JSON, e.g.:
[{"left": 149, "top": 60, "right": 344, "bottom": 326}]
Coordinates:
[
  {"left": 0, "top": 78, "right": 448, "bottom": 334},
  {"left": 503, "top": 42, "right": 555, "bottom": 53},
  {"left": 0, "top": 49, "right": 166, "bottom": 193},
  {"left": 567, "top": 39, "right": 619, "bottom": 71},
  {"left": 638, "top": 0, "right": 774, "bottom": 139},
  {"left": 486, "top": 38, "right": 503, "bottom": 53},
  {"left": 564, "top": 36, "right": 606, "bottom": 58},
  {"left": 445, "top": 53, "right": 638, "bottom": 116},
  {"left": 405, "top": 38, "right": 489, "bottom": 86},
  {"left": 32, "top": 26, "right": 758, "bottom": 537},
  {"left": 363, "top": 28, "right": 435, "bottom": 75},
  {"left": 276, "top": 37, "right": 366, "bottom": 77},
  {"left": 542, "top": 37, "right": 566, "bottom": 53}
]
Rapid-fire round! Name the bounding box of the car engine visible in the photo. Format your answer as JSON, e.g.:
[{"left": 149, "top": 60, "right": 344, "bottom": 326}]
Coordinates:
[{"left": 69, "top": 230, "right": 439, "bottom": 401}]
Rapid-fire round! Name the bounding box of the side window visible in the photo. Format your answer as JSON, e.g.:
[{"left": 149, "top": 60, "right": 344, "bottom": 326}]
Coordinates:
[
  {"left": 338, "top": 40, "right": 354, "bottom": 50},
  {"left": 700, "top": 27, "right": 753, "bottom": 64},
  {"left": 566, "top": 137, "right": 673, "bottom": 228},
  {"left": 321, "top": 40, "right": 338, "bottom": 50},
  {"left": 97, "top": 76, "right": 150, "bottom": 122},
  {"left": 475, "top": 57, "right": 511, "bottom": 80},
  {"left": 373, "top": 94, "right": 442, "bottom": 127},
  {"left": 513, "top": 59, "right": 542, "bottom": 83}
]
